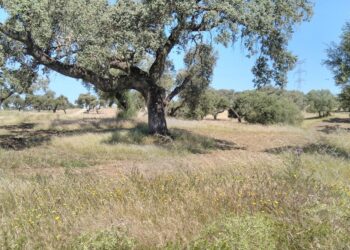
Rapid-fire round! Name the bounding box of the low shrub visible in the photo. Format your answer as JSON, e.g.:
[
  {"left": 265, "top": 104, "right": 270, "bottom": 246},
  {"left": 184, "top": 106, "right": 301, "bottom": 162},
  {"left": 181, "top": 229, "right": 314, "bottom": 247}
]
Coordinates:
[{"left": 234, "top": 91, "right": 303, "bottom": 125}]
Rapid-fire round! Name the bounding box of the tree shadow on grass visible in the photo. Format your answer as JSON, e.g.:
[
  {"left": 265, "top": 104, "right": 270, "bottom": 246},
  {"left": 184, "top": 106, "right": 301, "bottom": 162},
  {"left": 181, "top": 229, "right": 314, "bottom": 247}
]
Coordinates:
[
  {"left": 323, "top": 117, "right": 350, "bottom": 124},
  {"left": 0, "top": 121, "right": 243, "bottom": 154},
  {"left": 50, "top": 117, "right": 118, "bottom": 128},
  {"left": 0, "top": 122, "right": 37, "bottom": 130},
  {"left": 0, "top": 121, "right": 116, "bottom": 150},
  {"left": 105, "top": 123, "right": 245, "bottom": 154},
  {"left": 304, "top": 116, "right": 323, "bottom": 120},
  {"left": 316, "top": 125, "right": 350, "bottom": 134},
  {"left": 265, "top": 143, "right": 350, "bottom": 160}
]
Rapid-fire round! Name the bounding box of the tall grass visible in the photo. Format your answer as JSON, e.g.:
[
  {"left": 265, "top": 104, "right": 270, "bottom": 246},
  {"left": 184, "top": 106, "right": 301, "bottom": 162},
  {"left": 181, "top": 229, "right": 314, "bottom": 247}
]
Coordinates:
[
  {"left": 0, "top": 111, "right": 349, "bottom": 249},
  {"left": 1, "top": 154, "right": 349, "bottom": 249}
]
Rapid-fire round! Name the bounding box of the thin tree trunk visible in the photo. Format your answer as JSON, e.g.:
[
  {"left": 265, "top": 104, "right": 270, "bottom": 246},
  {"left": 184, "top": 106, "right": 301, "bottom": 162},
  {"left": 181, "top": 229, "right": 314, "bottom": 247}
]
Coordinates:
[
  {"left": 228, "top": 109, "right": 242, "bottom": 123},
  {"left": 147, "top": 86, "right": 168, "bottom": 135},
  {"left": 168, "top": 101, "right": 185, "bottom": 117}
]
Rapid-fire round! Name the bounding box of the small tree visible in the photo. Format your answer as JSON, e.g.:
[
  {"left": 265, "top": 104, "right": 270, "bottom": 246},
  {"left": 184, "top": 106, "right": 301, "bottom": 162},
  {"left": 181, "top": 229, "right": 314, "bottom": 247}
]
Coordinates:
[
  {"left": 195, "top": 89, "right": 233, "bottom": 120},
  {"left": 306, "top": 90, "right": 337, "bottom": 117},
  {"left": 41, "top": 91, "right": 56, "bottom": 111},
  {"left": 53, "top": 95, "right": 70, "bottom": 114},
  {"left": 25, "top": 94, "right": 45, "bottom": 112},
  {"left": 209, "top": 89, "right": 235, "bottom": 120},
  {"left": 169, "top": 88, "right": 235, "bottom": 120},
  {"left": 76, "top": 94, "right": 97, "bottom": 113}
]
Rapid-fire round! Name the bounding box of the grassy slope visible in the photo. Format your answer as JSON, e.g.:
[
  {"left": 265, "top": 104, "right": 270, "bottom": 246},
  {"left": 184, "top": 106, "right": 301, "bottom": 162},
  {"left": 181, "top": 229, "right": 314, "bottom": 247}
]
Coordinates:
[{"left": 0, "top": 110, "right": 349, "bottom": 249}]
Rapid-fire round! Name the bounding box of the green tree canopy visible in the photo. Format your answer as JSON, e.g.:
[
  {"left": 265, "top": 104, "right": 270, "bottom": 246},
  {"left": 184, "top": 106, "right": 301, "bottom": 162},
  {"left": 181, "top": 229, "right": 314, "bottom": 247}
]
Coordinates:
[
  {"left": 24, "top": 91, "right": 70, "bottom": 112},
  {"left": 53, "top": 95, "right": 70, "bottom": 113},
  {"left": 326, "top": 22, "right": 350, "bottom": 113},
  {"left": 25, "top": 91, "right": 55, "bottom": 111},
  {"left": 76, "top": 93, "right": 97, "bottom": 113},
  {"left": 171, "top": 88, "right": 234, "bottom": 120},
  {"left": 2, "top": 94, "right": 25, "bottom": 110},
  {"left": 325, "top": 22, "right": 350, "bottom": 86},
  {"left": 306, "top": 90, "right": 337, "bottom": 117},
  {"left": 0, "top": 65, "right": 48, "bottom": 107},
  {"left": 0, "top": 0, "right": 312, "bottom": 134}
]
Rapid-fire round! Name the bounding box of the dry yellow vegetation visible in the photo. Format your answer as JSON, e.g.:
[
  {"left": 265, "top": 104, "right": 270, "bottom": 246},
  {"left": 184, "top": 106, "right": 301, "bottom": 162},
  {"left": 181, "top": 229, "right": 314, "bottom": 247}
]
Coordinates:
[{"left": 0, "top": 109, "right": 349, "bottom": 249}]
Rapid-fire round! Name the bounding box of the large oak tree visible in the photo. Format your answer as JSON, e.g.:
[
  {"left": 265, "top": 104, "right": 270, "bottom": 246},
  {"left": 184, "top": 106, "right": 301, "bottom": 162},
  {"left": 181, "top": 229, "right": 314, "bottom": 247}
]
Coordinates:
[
  {"left": 0, "top": 0, "right": 312, "bottom": 134},
  {"left": 326, "top": 22, "right": 350, "bottom": 111}
]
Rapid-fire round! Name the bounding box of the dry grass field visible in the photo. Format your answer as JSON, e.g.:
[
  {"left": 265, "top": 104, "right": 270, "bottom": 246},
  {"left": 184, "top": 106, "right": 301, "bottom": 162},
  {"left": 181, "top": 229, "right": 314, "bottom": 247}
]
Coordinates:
[{"left": 0, "top": 109, "right": 350, "bottom": 249}]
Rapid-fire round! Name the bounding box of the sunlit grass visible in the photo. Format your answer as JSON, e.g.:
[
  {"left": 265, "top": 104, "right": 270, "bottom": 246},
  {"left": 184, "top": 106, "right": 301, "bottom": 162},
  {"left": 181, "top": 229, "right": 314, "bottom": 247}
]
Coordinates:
[{"left": 0, "top": 110, "right": 349, "bottom": 249}]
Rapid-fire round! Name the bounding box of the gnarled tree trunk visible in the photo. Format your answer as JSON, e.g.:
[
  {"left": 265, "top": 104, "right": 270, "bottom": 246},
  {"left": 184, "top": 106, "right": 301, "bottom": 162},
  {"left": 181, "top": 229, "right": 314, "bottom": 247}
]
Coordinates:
[
  {"left": 228, "top": 108, "right": 242, "bottom": 123},
  {"left": 147, "top": 86, "right": 168, "bottom": 135}
]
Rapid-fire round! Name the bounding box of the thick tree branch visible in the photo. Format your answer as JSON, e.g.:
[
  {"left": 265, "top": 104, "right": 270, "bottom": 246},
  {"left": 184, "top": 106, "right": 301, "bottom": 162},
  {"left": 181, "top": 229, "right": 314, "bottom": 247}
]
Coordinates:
[
  {"left": 0, "top": 24, "right": 109, "bottom": 88},
  {"left": 109, "top": 59, "right": 129, "bottom": 72},
  {"left": 165, "top": 74, "right": 192, "bottom": 103},
  {"left": 168, "top": 100, "right": 185, "bottom": 117},
  {"left": 0, "top": 90, "right": 15, "bottom": 105},
  {"left": 0, "top": 23, "right": 151, "bottom": 94},
  {"left": 149, "top": 22, "right": 185, "bottom": 81},
  {"left": 0, "top": 23, "right": 27, "bottom": 43}
]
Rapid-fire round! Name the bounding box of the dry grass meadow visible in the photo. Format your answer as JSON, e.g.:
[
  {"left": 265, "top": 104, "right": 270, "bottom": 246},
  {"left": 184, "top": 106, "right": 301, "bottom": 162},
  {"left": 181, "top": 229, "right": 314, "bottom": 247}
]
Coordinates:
[{"left": 0, "top": 109, "right": 350, "bottom": 249}]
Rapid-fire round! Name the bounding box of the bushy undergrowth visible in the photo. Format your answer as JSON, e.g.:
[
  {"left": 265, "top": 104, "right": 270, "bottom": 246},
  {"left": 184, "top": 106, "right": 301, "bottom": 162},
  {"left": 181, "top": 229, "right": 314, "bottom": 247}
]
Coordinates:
[{"left": 234, "top": 91, "right": 303, "bottom": 125}]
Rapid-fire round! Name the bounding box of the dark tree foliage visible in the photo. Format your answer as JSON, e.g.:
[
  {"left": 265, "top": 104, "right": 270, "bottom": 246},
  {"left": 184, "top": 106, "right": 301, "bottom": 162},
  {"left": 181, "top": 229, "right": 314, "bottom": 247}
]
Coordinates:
[
  {"left": 306, "top": 90, "right": 337, "bottom": 117},
  {"left": 233, "top": 90, "right": 303, "bottom": 125},
  {"left": 325, "top": 22, "right": 350, "bottom": 86},
  {"left": 326, "top": 22, "right": 350, "bottom": 114}
]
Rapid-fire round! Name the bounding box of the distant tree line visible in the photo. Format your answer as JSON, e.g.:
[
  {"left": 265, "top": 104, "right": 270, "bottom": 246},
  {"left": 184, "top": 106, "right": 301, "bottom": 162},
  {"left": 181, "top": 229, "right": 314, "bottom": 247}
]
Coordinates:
[
  {"left": 0, "top": 73, "right": 343, "bottom": 124},
  {"left": 167, "top": 87, "right": 340, "bottom": 125},
  {"left": 1, "top": 91, "right": 73, "bottom": 113}
]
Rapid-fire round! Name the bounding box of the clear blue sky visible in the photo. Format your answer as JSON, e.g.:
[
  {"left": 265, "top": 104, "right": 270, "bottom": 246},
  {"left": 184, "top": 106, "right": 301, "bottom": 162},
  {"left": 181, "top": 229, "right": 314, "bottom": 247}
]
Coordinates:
[
  {"left": 2, "top": 1, "right": 350, "bottom": 102},
  {"left": 207, "top": 0, "right": 350, "bottom": 94}
]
